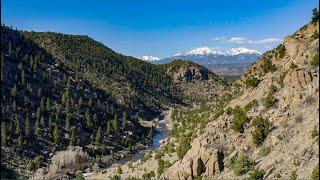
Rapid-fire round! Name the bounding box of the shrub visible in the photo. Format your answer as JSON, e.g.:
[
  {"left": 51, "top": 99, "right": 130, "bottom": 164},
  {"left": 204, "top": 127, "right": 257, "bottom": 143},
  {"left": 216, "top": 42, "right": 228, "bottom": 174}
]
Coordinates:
[
  {"left": 230, "top": 106, "right": 249, "bottom": 133},
  {"left": 312, "top": 31, "right": 319, "bottom": 39},
  {"left": 248, "top": 168, "right": 265, "bottom": 180},
  {"left": 244, "top": 100, "right": 258, "bottom": 112},
  {"left": 75, "top": 173, "right": 85, "bottom": 180},
  {"left": 252, "top": 116, "right": 271, "bottom": 146},
  {"left": 289, "top": 170, "right": 297, "bottom": 180},
  {"left": 263, "top": 91, "right": 276, "bottom": 108},
  {"left": 311, "top": 125, "right": 319, "bottom": 139},
  {"left": 259, "top": 146, "right": 271, "bottom": 157},
  {"left": 142, "top": 171, "right": 155, "bottom": 179},
  {"left": 245, "top": 77, "right": 260, "bottom": 88},
  {"left": 277, "top": 71, "right": 288, "bottom": 88},
  {"left": 26, "top": 160, "right": 36, "bottom": 171},
  {"left": 232, "top": 152, "right": 254, "bottom": 176},
  {"left": 157, "top": 159, "right": 171, "bottom": 175},
  {"left": 176, "top": 135, "right": 191, "bottom": 159},
  {"left": 117, "top": 166, "right": 122, "bottom": 174},
  {"left": 260, "top": 58, "right": 277, "bottom": 73},
  {"left": 310, "top": 55, "right": 319, "bottom": 68},
  {"left": 290, "top": 62, "right": 298, "bottom": 69},
  {"left": 277, "top": 44, "right": 286, "bottom": 58},
  {"left": 311, "top": 164, "right": 319, "bottom": 180}
]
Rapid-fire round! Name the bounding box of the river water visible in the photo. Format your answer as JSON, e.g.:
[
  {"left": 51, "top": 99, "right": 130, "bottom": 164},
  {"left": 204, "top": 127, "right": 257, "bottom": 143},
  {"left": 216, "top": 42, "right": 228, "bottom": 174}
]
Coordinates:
[{"left": 115, "top": 113, "right": 169, "bottom": 165}]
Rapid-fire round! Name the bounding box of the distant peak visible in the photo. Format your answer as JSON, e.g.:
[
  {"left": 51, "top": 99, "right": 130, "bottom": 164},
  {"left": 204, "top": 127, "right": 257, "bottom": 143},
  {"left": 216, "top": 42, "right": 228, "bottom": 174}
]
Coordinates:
[
  {"left": 176, "top": 47, "right": 261, "bottom": 56},
  {"left": 140, "top": 55, "right": 160, "bottom": 61},
  {"left": 226, "top": 47, "right": 262, "bottom": 55},
  {"left": 185, "top": 47, "right": 225, "bottom": 56}
]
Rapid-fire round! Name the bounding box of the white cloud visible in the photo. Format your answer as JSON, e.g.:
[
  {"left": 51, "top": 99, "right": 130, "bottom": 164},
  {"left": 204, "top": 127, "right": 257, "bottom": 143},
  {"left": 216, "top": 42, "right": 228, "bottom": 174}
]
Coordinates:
[
  {"left": 212, "top": 36, "right": 281, "bottom": 45},
  {"left": 212, "top": 36, "right": 226, "bottom": 41},
  {"left": 247, "top": 38, "right": 281, "bottom": 45},
  {"left": 228, "top": 37, "right": 248, "bottom": 44}
]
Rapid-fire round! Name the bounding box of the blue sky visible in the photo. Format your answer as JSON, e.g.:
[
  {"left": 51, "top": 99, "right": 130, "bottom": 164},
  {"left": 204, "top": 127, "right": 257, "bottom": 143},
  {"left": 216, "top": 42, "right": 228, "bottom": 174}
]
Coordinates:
[{"left": 2, "top": 0, "right": 318, "bottom": 58}]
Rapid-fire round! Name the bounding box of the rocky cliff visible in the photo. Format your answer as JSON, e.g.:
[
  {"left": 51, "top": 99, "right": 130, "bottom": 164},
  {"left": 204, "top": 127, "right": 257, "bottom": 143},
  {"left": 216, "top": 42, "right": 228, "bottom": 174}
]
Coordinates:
[{"left": 162, "top": 21, "right": 319, "bottom": 179}]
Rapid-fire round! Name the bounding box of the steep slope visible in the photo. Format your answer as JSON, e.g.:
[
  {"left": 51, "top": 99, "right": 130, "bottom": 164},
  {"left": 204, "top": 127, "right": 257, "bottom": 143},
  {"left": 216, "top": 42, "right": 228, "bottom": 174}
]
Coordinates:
[
  {"left": 160, "top": 59, "right": 226, "bottom": 101},
  {"left": 0, "top": 26, "right": 184, "bottom": 178},
  {"left": 162, "top": 20, "right": 319, "bottom": 179}
]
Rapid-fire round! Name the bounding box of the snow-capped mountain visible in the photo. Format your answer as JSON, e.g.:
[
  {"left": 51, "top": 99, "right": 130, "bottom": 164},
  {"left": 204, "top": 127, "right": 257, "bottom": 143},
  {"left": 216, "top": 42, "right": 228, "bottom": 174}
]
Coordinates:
[
  {"left": 151, "top": 47, "right": 261, "bottom": 75},
  {"left": 140, "top": 55, "right": 160, "bottom": 61},
  {"left": 179, "top": 47, "right": 261, "bottom": 56}
]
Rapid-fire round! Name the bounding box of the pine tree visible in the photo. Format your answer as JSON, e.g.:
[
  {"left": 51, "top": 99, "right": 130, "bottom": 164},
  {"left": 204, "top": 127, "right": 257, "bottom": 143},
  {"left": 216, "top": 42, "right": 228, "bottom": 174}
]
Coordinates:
[
  {"left": 40, "top": 116, "right": 45, "bottom": 127},
  {"left": 95, "top": 126, "right": 102, "bottom": 144},
  {"left": 36, "top": 107, "right": 41, "bottom": 120},
  {"left": 46, "top": 98, "right": 50, "bottom": 110},
  {"left": 35, "top": 119, "right": 40, "bottom": 136},
  {"left": 21, "top": 70, "right": 25, "bottom": 85},
  {"left": 18, "top": 135, "right": 23, "bottom": 147},
  {"left": 15, "top": 118, "right": 20, "bottom": 135},
  {"left": 65, "top": 114, "right": 71, "bottom": 130},
  {"left": 1, "top": 122, "right": 8, "bottom": 145},
  {"left": 107, "top": 120, "right": 111, "bottom": 134},
  {"left": 10, "top": 84, "right": 17, "bottom": 98},
  {"left": 85, "top": 108, "right": 92, "bottom": 127},
  {"left": 25, "top": 117, "right": 30, "bottom": 138},
  {"left": 113, "top": 114, "right": 118, "bottom": 132},
  {"left": 122, "top": 112, "right": 127, "bottom": 129},
  {"left": 69, "top": 128, "right": 77, "bottom": 146},
  {"left": 78, "top": 97, "right": 83, "bottom": 108},
  {"left": 1, "top": 55, "right": 4, "bottom": 82},
  {"left": 53, "top": 124, "right": 61, "bottom": 144}
]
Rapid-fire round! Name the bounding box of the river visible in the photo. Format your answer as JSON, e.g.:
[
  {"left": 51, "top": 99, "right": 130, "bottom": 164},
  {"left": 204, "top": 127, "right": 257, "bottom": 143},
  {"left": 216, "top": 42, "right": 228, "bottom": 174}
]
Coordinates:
[{"left": 114, "top": 110, "right": 170, "bottom": 166}]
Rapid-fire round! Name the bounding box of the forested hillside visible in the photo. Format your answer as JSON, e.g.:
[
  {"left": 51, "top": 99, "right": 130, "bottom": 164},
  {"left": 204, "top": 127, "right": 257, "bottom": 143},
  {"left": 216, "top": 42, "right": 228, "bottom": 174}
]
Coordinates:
[{"left": 0, "top": 26, "right": 182, "bottom": 178}]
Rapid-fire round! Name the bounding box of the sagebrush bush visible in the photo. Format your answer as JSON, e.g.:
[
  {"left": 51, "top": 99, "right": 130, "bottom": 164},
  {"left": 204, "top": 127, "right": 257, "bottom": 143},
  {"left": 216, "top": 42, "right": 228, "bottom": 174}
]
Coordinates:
[{"left": 259, "top": 146, "right": 271, "bottom": 157}]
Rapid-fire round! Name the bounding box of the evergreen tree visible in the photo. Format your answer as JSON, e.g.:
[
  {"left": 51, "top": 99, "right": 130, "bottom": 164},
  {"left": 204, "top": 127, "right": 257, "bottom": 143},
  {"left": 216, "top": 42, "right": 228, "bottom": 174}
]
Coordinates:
[
  {"left": 21, "top": 70, "right": 25, "bottom": 85},
  {"left": 95, "top": 126, "right": 102, "bottom": 144},
  {"left": 69, "top": 128, "right": 77, "bottom": 146},
  {"left": 10, "top": 84, "right": 17, "bottom": 98},
  {"left": 122, "top": 112, "right": 127, "bottom": 129},
  {"left": 85, "top": 108, "right": 92, "bottom": 127},
  {"left": 40, "top": 116, "right": 45, "bottom": 127},
  {"left": 1, "top": 55, "right": 4, "bottom": 82},
  {"left": 25, "top": 117, "right": 30, "bottom": 138},
  {"left": 113, "top": 114, "right": 118, "bottom": 132},
  {"left": 53, "top": 124, "right": 61, "bottom": 144},
  {"left": 18, "top": 135, "right": 23, "bottom": 148},
  {"left": 1, "top": 122, "right": 8, "bottom": 145},
  {"left": 35, "top": 119, "right": 40, "bottom": 136},
  {"left": 107, "top": 120, "right": 111, "bottom": 134},
  {"left": 65, "top": 114, "right": 71, "bottom": 130},
  {"left": 37, "top": 88, "right": 42, "bottom": 97},
  {"left": 46, "top": 98, "right": 50, "bottom": 110},
  {"left": 15, "top": 118, "right": 20, "bottom": 135},
  {"left": 78, "top": 97, "right": 83, "bottom": 108}
]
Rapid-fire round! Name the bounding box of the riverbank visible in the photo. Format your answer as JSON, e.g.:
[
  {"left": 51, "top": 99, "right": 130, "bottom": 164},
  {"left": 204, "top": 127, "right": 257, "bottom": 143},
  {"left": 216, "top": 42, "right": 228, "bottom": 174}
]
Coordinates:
[{"left": 85, "top": 108, "right": 177, "bottom": 179}]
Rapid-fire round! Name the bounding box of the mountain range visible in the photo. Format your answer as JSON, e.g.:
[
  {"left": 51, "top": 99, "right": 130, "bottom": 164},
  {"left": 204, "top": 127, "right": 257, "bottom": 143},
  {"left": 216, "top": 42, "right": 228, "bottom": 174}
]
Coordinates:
[{"left": 142, "top": 47, "right": 262, "bottom": 75}]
